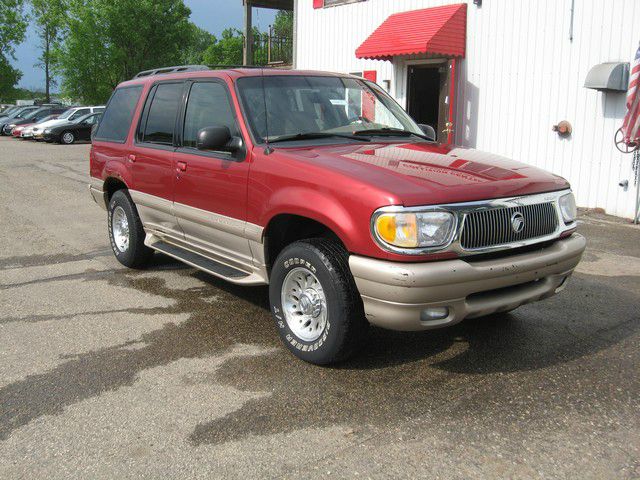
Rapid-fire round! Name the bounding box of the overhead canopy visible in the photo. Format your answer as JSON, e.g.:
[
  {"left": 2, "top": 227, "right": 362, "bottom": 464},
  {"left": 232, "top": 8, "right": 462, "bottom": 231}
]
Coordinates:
[{"left": 355, "top": 3, "right": 467, "bottom": 61}]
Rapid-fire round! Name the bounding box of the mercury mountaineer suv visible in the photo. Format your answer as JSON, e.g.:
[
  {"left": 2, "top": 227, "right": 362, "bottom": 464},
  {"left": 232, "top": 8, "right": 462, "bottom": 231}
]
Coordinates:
[{"left": 89, "top": 66, "right": 586, "bottom": 364}]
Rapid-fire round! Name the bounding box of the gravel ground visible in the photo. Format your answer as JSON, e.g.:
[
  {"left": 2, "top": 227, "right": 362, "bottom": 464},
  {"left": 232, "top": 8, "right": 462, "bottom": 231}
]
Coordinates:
[{"left": 0, "top": 136, "right": 639, "bottom": 479}]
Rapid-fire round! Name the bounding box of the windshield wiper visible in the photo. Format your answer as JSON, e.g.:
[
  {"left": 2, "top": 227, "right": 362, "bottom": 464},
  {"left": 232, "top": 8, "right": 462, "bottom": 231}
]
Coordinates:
[
  {"left": 267, "top": 132, "right": 370, "bottom": 143},
  {"left": 352, "top": 127, "right": 431, "bottom": 141}
]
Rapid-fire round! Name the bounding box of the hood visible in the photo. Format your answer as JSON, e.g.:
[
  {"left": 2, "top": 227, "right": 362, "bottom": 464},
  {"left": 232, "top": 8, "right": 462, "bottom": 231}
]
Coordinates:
[
  {"left": 276, "top": 141, "right": 569, "bottom": 206},
  {"left": 36, "top": 118, "right": 68, "bottom": 129}
]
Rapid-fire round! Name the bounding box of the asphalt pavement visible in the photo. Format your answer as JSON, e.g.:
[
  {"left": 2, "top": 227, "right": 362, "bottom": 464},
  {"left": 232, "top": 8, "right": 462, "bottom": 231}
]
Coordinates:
[{"left": 0, "top": 136, "right": 638, "bottom": 479}]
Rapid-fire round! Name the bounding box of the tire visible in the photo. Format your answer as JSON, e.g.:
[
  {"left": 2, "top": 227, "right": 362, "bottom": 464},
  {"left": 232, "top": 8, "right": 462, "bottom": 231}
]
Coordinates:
[
  {"left": 107, "top": 190, "right": 153, "bottom": 268},
  {"left": 269, "top": 238, "right": 368, "bottom": 365},
  {"left": 60, "top": 131, "right": 75, "bottom": 144}
]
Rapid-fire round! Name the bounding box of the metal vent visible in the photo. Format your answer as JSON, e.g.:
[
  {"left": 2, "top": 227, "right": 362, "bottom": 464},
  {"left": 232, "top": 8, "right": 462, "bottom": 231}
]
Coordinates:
[{"left": 460, "top": 202, "right": 558, "bottom": 250}]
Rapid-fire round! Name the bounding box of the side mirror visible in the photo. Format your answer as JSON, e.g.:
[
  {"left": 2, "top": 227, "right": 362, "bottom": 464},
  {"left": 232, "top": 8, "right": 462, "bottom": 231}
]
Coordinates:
[
  {"left": 418, "top": 124, "right": 436, "bottom": 141},
  {"left": 196, "top": 126, "right": 241, "bottom": 152}
]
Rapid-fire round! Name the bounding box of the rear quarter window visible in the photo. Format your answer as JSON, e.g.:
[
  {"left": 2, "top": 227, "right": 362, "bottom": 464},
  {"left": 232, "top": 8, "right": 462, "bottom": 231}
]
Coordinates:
[{"left": 94, "top": 85, "right": 143, "bottom": 143}]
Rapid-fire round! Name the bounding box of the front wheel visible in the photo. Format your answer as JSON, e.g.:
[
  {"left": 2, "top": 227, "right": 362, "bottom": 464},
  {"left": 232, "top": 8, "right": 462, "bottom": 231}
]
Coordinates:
[
  {"left": 269, "top": 239, "right": 368, "bottom": 365},
  {"left": 108, "top": 190, "right": 153, "bottom": 268},
  {"left": 60, "top": 131, "right": 75, "bottom": 144}
]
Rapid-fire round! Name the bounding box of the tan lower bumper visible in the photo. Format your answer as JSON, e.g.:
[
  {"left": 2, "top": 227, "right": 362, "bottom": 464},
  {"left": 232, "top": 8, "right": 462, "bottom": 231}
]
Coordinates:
[
  {"left": 88, "top": 181, "right": 107, "bottom": 210},
  {"left": 349, "top": 234, "right": 586, "bottom": 331}
]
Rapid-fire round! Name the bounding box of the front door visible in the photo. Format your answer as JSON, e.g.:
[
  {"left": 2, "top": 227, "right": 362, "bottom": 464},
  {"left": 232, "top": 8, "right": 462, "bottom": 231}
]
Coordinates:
[
  {"left": 406, "top": 60, "right": 456, "bottom": 143},
  {"left": 172, "top": 79, "right": 252, "bottom": 271}
]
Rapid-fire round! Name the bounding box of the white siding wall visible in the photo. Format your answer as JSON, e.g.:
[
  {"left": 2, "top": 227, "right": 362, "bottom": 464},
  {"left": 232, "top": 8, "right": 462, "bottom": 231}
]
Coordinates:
[{"left": 295, "top": 0, "right": 640, "bottom": 219}]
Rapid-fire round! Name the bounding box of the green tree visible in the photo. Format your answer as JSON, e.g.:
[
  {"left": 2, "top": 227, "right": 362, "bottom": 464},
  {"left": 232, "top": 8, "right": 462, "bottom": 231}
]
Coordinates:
[
  {"left": 30, "top": 0, "right": 67, "bottom": 103},
  {"left": 56, "top": 0, "right": 194, "bottom": 104},
  {"left": 272, "top": 10, "right": 293, "bottom": 38},
  {"left": 181, "top": 24, "right": 216, "bottom": 65},
  {"left": 202, "top": 28, "right": 243, "bottom": 66},
  {"left": 0, "top": 0, "right": 27, "bottom": 100}
]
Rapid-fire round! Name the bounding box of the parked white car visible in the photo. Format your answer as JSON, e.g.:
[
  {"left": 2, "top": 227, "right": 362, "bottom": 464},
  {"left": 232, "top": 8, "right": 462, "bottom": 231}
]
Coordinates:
[{"left": 31, "top": 106, "right": 105, "bottom": 140}]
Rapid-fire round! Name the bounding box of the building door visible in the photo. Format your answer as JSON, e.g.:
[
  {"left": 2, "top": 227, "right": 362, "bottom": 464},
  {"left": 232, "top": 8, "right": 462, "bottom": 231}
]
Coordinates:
[{"left": 406, "top": 60, "right": 456, "bottom": 143}]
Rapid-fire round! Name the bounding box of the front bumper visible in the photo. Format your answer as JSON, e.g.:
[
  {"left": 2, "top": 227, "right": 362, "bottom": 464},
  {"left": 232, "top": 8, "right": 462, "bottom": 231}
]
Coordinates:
[{"left": 349, "top": 233, "right": 586, "bottom": 331}]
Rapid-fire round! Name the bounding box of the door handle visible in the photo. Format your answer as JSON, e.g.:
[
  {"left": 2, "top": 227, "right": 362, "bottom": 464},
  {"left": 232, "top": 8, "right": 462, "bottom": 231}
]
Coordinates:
[
  {"left": 176, "top": 161, "right": 187, "bottom": 172},
  {"left": 127, "top": 154, "right": 136, "bottom": 163}
]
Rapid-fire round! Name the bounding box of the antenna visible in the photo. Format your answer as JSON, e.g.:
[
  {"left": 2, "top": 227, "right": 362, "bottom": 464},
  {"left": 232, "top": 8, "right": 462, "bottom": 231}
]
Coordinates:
[{"left": 261, "top": 67, "right": 273, "bottom": 154}]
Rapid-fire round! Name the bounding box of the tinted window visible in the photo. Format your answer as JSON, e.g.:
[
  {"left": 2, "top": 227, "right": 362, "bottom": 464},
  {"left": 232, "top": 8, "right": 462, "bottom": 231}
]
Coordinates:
[
  {"left": 94, "top": 86, "right": 143, "bottom": 143},
  {"left": 142, "top": 83, "right": 182, "bottom": 145},
  {"left": 69, "top": 108, "right": 90, "bottom": 121},
  {"left": 84, "top": 114, "right": 101, "bottom": 125},
  {"left": 183, "top": 82, "right": 238, "bottom": 148}
]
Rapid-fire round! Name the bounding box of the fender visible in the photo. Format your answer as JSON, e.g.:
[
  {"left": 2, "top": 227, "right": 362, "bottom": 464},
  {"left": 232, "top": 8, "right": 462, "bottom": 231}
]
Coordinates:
[
  {"left": 102, "top": 159, "right": 133, "bottom": 188},
  {"left": 260, "top": 186, "right": 367, "bottom": 253}
]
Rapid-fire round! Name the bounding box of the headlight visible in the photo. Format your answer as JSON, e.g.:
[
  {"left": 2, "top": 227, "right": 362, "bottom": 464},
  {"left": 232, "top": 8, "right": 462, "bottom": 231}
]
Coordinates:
[
  {"left": 559, "top": 192, "right": 577, "bottom": 223},
  {"left": 374, "top": 210, "right": 456, "bottom": 249},
  {"left": 44, "top": 129, "right": 51, "bottom": 134}
]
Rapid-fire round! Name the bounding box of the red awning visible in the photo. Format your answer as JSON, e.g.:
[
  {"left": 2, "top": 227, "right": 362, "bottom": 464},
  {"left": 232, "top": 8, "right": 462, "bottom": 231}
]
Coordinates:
[{"left": 355, "top": 3, "right": 467, "bottom": 61}]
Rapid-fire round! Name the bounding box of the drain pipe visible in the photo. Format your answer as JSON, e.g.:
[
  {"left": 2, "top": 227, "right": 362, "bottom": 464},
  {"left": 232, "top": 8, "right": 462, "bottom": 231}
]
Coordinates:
[{"left": 569, "top": 0, "right": 575, "bottom": 41}]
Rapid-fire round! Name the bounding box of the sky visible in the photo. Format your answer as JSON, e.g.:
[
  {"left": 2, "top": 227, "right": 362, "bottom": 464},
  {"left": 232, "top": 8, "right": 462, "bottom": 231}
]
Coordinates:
[{"left": 11, "top": 0, "right": 278, "bottom": 91}]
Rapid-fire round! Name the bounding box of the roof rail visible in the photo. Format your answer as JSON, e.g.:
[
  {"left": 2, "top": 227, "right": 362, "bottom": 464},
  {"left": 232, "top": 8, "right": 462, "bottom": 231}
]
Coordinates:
[
  {"left": 207, "top": 64, "right": 276, "bottom": 70},
  {"left": 132, "top": 65, "right": 210, "bottom": 79},
  {"left": 132, "top": 64, "right": 282, "bottom": 79}
]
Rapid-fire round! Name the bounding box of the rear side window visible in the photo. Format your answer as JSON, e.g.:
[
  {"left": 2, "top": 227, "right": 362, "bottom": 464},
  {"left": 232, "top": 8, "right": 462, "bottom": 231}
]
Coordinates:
[
  {"left": 141, "top": 83, "right": 183, "bottom": 145},
  {"left": 183, "top": 82, "right": 239, "bottom": 148},
  {"left": 94, "top": 85, "right": 143, "bottom": 143}
]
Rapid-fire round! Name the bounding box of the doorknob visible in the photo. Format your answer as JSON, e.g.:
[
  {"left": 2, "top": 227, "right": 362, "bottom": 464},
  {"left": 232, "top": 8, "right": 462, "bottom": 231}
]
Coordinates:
[
  {"left": 176, "top": 161, "right": 187, "bottom": 172},
  {"left": 127, "top": 154, "right": 136, "bottom": 163},
  {"left": 442, "top": 122, "right": 454, "bottom": 134}
]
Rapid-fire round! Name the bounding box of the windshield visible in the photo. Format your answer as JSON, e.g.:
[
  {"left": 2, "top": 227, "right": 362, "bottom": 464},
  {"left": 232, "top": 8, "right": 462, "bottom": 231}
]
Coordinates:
[
  {"left": 58, "top": 108, "right": 75, "bottom": 119},
  {"left": 23, "top": 108, "right": 45, "bottom": 120},
  {"left": 237, "top": 75, "right": 423, "bottom": 143},
  {"left": 1, "top": 106, "right": 19, "bottom": 116},
  {"left": 12, "top": 107, "right": 33, "bottom": 118}
]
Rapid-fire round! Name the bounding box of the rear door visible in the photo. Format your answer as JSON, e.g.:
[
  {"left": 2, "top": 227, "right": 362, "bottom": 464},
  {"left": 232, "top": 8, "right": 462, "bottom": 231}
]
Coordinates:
[
  {"left": 130, "top": 81, "right": 185, "bottom": 240},
  {"left": 172, "top": 78, "right": 252, "bottom": 269}
]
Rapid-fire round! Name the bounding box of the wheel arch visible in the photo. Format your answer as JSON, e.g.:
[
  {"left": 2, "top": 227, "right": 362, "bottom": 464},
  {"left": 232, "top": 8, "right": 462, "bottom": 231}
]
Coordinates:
[
  {"left": 263, "top": 213, "right": 347, "bottom": 275},
  {"left": 103, "top": 176, "right": 129, "bottom": 203}
]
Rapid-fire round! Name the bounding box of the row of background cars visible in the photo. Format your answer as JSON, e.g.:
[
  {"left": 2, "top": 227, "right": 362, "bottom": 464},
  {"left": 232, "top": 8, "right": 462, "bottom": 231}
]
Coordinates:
[{"left": 0, "top": 104, "right": 104, "bottom": 144}]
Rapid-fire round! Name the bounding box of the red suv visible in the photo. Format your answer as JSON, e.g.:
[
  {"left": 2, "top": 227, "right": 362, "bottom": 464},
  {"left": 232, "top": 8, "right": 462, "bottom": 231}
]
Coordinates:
[{"left": 89, "top": 66, "right": 586, "bottom": 364}]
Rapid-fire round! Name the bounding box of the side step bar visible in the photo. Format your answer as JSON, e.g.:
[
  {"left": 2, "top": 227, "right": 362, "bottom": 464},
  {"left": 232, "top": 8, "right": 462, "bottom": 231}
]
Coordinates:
[{"left": 151, "top": 241, "right": 249, "bottom": 279}]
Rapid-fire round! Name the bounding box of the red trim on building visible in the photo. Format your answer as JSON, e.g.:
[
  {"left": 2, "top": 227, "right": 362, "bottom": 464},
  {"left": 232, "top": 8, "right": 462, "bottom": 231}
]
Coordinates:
[
  {"left": 363, "top": 70, "right": 377, "bottom": 82},
  {"left": 355, "top": 3, "right": 467, "bottom": 60},
  {"left": 362, "top": 70, "right": 377, "bottom": 122},
  {"left": 313, "top": 0, "right": 323, "bottom": 9}
]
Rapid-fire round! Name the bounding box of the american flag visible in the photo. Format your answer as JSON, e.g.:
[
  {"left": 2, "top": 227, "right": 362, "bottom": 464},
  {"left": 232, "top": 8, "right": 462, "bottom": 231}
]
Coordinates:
[{"left": 622, "top": 42, "right": 640, "bottom": 145}]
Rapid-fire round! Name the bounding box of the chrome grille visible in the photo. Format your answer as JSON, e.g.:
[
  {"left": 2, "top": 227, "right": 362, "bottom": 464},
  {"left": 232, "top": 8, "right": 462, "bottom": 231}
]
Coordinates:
[{"left": 460, "top": 202, "right": 558, "bottom": 250}]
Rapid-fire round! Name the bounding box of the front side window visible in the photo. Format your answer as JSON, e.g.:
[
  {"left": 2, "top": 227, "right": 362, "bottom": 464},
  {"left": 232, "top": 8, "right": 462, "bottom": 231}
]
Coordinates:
[
  {"left": 142, "top": 82, "right": 183, "bottom": 145},
  {"left": 70, "top": 108, "right": 90, "bottom": 121},
  {"left": 237, "top": 75, "right": 422, "bottom": 143},
  {"left": 183, "top": 82, "right": 239, "bottom": 148},
  {"left": 94, "top": 85, "right": 143, "bottom": 143}
]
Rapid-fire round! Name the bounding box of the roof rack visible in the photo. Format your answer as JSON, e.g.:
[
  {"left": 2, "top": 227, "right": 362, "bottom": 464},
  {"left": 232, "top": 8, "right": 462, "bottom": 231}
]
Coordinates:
[
  {"left": 132, "top": 64, "right": 282, "bottom": 79},
  {"left": 207, "top": 64, "right": 277, "bottom": 70},
  {"left": 133, "top": 65, "right": 210, "bottom": 79}
]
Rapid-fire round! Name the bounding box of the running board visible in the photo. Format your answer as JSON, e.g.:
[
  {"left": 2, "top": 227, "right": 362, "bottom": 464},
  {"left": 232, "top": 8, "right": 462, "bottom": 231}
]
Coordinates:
[{"left": 151, "top": 240, "right": 249, "bottom": 279}]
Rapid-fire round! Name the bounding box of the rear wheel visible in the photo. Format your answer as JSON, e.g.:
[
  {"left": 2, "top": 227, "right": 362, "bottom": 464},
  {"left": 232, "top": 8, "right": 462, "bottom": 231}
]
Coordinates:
[
  {"left": 108, "top": 190, "right": 153, "bottom": 268},
  {"left": 269, "top": 238, "right": 368, "bottom": 365},
  {"left": 61, "top": 131, "right": 75, "bottom": 144}
]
